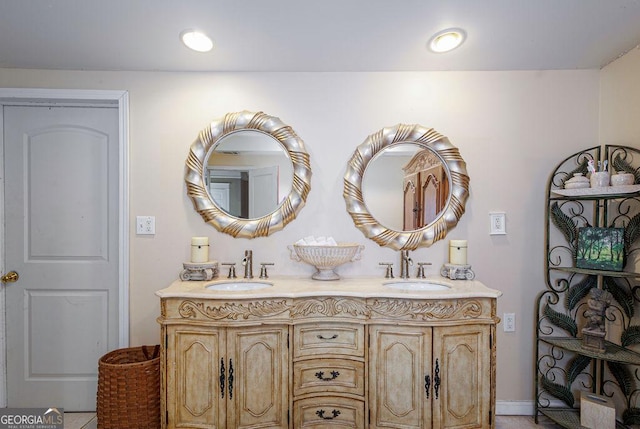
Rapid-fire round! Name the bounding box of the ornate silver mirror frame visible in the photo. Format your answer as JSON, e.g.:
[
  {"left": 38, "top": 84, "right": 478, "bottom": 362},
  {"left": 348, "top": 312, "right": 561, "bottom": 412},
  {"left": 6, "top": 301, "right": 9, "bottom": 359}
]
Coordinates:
[
  {"left": 185, "top": 111, "right": 311, "bottom": 238},
  {"left": 343, "top": 124, "right": 469, "bottom": 250}
]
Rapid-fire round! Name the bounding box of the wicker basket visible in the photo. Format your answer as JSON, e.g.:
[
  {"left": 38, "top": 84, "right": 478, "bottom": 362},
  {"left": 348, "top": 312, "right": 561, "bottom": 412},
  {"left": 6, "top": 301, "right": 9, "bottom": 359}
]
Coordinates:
[{"left": 97, "top": 345, "right": 160, "bottom": 429}]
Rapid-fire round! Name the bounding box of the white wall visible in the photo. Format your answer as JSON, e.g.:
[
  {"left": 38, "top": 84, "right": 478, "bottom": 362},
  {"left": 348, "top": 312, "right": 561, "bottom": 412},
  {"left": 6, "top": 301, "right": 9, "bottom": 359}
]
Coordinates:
[
  {"left": 0, "top": 68, "right": 601, "bottom": 402},
  {"left": 600, "top": 46, "right": 640, "bottom": 145}
]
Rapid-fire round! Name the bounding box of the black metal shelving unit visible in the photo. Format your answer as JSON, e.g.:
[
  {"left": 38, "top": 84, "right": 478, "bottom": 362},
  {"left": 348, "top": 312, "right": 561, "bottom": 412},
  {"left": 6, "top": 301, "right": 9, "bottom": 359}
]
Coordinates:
[{"left": 535, "top": 145, "right": 640, "bottom": 428}]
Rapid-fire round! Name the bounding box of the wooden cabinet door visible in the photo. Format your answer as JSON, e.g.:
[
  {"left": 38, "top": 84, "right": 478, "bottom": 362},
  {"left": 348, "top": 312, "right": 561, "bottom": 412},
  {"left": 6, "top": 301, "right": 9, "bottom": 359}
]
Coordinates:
[
  {"left": 369, "top": 325, "right": 432, "bottom": 429},
  {"left": 403, "top": 172, "right": 421, "bottom": 230},
  {"left": 432, "top": 325, "right": 491, "bottom": 429},
  {"left": 167, "top": 326, "right": 225, "bottom": 429},
  {"left": 419, "top": 166, "right": 443, "bottom": 227},
  {"left": 227, "top": 326, "right": 289, "bottom": 429}
]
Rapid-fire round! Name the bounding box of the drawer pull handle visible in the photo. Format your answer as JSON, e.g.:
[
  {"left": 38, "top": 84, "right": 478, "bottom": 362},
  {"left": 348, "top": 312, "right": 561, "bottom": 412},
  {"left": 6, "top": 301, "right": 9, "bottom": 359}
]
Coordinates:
[
  {"left": 434, "top": 358, "right": 441, "bottom": 400},
  {"left": 316, "top": 409, "right": 341, "bottom": 420},
  {"left": 228, "top": 358, "right": 234, "bottom": 399},
  {"left": 425, "top": 375, "right": 431, "bottom": 398},
  {"left": 317, "top": 334, "right": 338, "bottom": 340},
  {"left": 315, "top": 370, "right": 340, "bottom": 381},
  {"left": 220, "top": 358, "right": 225, "bottom": 399}
]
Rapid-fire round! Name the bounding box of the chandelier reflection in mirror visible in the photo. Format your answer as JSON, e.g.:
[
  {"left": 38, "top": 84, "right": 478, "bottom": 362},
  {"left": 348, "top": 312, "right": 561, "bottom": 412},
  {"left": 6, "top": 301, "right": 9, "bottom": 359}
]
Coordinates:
[
  {"left": 185, "top": 111, "right": 311, "bottom": 239},
  {"left": 343, "top": 124, "right": 469, "bottom": 250}
]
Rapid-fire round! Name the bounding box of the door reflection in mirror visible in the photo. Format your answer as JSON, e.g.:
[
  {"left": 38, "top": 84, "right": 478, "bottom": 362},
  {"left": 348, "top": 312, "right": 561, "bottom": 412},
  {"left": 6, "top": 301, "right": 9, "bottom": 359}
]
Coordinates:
[
  {"left": 363, "top": 144, "right": 449, "bottom": 231},
  {"left": 205, "top": 130, "right": 293, "bottom": 219}
]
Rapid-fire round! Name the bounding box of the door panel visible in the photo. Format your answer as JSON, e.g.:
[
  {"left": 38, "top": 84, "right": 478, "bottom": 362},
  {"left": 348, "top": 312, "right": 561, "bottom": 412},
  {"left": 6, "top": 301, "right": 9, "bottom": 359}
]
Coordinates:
[
  {"left": 170, "top": 327, "right": 224, "bottom": 429},
  {"left": 403, "top": 172, "right": 420, "bottom": 230},
  {"left": 3, "top": 105, "right": 119, "bottom": 410},
  {"left": 28, "top": 126, "right": 108, "bottom": 259},
  {"left": 209, "top": 182, "right": 231, "bottom": 213},
  {"left": 432, "top": 325, "right": 490, "bottom": 429},
  {"left": 248, "top": 166, "right": 278, "bottom": 218},
  {"left": 228, "top": 326, "right": 288, "bottom": 429},
  {"left": 28, "top": 290, "right": 108, "bottom": 377},
  {"left": 369, "top": 325, "right": 432, "bottom": 429}
]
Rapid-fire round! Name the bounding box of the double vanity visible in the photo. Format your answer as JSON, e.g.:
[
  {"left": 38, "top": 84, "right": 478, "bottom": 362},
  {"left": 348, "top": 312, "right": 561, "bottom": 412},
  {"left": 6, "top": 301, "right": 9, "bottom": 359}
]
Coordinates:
[
  {"left": 156, "top": 276, "right": 501, "bottom": 429},
  {"left": 164, "top": 110, "right": 500, "bottom": 428}
]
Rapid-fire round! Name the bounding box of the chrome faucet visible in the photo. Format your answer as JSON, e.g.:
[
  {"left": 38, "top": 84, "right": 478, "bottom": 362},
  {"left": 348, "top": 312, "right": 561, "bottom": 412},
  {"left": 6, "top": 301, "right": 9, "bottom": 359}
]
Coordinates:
[
  {"left": 400, "top": 250, "right": 413, "bottom": 279},
  {"left": 242, "top": 250, "right": 253, "bottom": 279}
]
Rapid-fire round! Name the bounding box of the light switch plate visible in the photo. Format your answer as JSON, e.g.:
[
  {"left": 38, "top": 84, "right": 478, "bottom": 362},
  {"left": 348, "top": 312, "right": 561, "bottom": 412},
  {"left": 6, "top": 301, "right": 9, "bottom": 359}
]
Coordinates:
[{"left": 490, "top": 212, "right": 506, "bottom": 235}]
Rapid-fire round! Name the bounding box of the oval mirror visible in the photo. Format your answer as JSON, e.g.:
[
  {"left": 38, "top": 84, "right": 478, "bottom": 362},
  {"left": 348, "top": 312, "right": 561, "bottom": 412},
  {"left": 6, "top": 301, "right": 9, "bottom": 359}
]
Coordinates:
[
  {"left": 185, "top": 111, "right": 311, "bottom": 238},
  {"left": 343, "top": 124, "right": 469, "bottom": 250}
]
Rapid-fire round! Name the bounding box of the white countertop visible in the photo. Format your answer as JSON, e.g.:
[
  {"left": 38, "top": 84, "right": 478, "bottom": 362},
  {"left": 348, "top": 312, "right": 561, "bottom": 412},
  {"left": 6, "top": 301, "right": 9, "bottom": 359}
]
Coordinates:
[{"left": 156, "top": 275, "right": 502, "bottom": 300}]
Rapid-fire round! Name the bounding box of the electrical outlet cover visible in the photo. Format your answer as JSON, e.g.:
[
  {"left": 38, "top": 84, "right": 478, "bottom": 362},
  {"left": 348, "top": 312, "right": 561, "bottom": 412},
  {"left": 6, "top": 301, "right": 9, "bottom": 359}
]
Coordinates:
[
  {"left": 490, "top": 212, "right": 506, "bottom": 235},
  {"left": 136, "top": 216, "right": 156, "bottom": 235},
  {"left": 503, "top": 313, "right": 515, "bottom": 332}
]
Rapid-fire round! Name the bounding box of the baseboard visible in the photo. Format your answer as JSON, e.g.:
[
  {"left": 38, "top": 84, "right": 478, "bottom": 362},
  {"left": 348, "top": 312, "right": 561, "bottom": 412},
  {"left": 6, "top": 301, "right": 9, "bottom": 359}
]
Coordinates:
[
  {"left": 496, "top": 400, "right": 535, "bottom": 415},
  {"left": 497, "top": 400, "right": 567, "bottom": 416}
]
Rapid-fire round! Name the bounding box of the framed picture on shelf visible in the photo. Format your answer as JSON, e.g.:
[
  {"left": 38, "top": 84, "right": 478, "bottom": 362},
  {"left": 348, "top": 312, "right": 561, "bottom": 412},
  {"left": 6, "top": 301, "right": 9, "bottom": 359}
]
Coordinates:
[{"left": 576, "top": 227, "right": 625, "bottom": 271}]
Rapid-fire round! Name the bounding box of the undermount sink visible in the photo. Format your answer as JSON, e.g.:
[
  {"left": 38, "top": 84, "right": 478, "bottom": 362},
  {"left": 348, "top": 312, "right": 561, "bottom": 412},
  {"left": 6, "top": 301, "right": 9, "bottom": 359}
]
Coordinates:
[
  {"left": 384, "top": 281, "right": 451, "bottom": 291},
  {"left": 206, "top": 281, "right": 273, "bottom": 291}
]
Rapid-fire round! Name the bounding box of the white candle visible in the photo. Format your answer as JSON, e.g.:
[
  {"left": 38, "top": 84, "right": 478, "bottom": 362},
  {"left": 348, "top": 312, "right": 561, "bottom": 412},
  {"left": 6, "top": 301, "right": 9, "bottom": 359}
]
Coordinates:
[
  {"left": 449, "top": 240, "right": 468, "bottom": 265},
  {"left": 191, "top": 237, "right": 209, "bottom": 263}
]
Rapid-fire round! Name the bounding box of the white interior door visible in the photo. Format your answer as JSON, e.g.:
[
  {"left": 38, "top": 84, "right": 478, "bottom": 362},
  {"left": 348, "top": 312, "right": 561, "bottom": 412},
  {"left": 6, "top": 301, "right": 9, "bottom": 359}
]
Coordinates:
[
  {"left": 3, "top": 105, "right": 120, "bottom": 410},
  {"left": 248, "top": 166, "right": 278, "bottom": 218},
  {"left": 209, "top": 182, "right": 230, "bottom": 212}
]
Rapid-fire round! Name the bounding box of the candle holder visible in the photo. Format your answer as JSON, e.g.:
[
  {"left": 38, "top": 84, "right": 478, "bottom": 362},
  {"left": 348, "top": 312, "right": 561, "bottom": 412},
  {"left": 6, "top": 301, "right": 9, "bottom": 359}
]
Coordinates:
[
  {"left": 440, "top": 263, "right": 475, "bottom": 280},
  {"left": 180, "top": 261, "right": 219, "bottom": 281}
]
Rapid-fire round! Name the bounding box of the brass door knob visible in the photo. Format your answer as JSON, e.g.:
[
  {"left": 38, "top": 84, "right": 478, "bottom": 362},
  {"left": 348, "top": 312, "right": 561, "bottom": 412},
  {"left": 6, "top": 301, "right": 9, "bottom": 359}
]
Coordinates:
[{"left": 1, "top": 271, "right": 19, "bottom": 283}]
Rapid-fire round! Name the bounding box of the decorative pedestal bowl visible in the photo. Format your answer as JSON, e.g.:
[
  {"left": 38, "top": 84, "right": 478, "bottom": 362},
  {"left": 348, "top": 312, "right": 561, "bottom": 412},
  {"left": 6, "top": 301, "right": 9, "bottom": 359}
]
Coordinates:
[{"left": 288, "top": 243, "right": 364, "bottom": 280}]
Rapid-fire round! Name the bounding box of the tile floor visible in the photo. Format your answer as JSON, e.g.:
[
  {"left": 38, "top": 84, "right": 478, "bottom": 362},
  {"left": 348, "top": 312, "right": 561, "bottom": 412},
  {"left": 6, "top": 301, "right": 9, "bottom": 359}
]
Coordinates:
[
  {"left": 64, "top": 413, "right": 96, "bottom": 429},
  {"left": 495, "top": 415, "right": 562, "bottom": 428},
  {"left": 63, "top": 413, "right": 561, "bottom": 429}
]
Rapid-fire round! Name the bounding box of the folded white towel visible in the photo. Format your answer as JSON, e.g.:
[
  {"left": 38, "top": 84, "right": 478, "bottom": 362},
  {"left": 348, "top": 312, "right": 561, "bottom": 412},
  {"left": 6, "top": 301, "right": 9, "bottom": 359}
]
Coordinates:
[{"left": 296, "top": 236, "right": 338, "bottom": 246}]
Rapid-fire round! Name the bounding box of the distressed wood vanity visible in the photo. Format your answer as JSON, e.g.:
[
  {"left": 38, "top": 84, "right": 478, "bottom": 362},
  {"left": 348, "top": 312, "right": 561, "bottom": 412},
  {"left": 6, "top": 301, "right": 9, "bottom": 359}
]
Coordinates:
[{"left": 157, "top": 277, "right": 501, "bottom": 429}]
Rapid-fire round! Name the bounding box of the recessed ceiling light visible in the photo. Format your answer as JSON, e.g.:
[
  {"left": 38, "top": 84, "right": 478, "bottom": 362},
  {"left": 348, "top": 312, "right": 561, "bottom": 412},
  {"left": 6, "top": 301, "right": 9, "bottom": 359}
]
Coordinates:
[
  {"left": 428, "top": 28, "right": 466, "bottom": 53},
  {"left": 180, "top": 30, "right": 213, "bottom": 53}
]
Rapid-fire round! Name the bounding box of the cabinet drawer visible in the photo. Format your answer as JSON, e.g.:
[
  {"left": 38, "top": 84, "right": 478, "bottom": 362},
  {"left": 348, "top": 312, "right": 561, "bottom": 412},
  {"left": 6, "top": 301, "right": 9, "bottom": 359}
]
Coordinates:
[
  {"left": 294, "top": 358, "right": 364, "bottom": 396},
  {"left": 294, "top": 396, "right": 364, "bottom": 428},
  {"left": 294, "top": 323, "right": 364, "bottom": 358}
]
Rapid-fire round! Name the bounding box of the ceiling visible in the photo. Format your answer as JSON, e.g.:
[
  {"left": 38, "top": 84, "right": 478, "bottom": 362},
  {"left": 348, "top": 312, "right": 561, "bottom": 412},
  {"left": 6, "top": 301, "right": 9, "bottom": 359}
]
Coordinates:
[{"left": 1, "top": 0, "right": 640, "bottom": 73}]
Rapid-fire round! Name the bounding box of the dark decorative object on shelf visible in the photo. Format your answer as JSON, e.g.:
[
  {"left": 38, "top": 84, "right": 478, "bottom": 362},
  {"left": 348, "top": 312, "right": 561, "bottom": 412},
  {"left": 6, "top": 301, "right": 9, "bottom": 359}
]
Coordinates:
[
  {"left": 582, "top": 288, "right": 613, "bottom": 353},
  {"left": 535, "top": 145, "right": 640, "bottom": 429}
]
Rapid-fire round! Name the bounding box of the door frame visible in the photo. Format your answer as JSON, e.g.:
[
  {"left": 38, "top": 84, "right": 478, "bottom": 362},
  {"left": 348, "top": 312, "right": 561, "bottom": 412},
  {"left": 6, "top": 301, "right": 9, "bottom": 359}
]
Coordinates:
[{"left": 0, "top": 88, "right": 130, "bottom": 407}]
